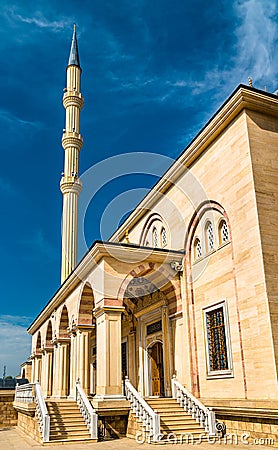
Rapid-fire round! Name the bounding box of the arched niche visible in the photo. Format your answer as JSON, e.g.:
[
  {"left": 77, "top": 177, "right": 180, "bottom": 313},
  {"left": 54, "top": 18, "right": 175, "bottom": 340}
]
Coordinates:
[
  {"left": 78, "top": 283, "right": 95, "bottom": 325},
  {"left": 59, "top": 305, "right": 69, "bottom": 338}
]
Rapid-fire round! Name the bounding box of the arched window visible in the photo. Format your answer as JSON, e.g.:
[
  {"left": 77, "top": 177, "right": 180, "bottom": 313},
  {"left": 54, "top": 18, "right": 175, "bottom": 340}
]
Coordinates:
[
  {"left": 219, "top": 220, "right": 229, "bottom": 244},
  {"left": 206, "top": 221, "right": 214, "bottom": 251},
  {"left": 194, "top": 238, "right": 202, "bottom": 260},
  {"left": 161, "top": 227, "right": 167, "bottom": 247},
  {"left": 153, "top": 227, "right": 158, "bottom": 247}
]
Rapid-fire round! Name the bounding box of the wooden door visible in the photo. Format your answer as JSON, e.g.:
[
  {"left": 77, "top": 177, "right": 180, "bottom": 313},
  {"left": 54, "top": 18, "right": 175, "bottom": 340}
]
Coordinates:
[{"left": 150, "top": 342, "right": 164, "bottom": 396}]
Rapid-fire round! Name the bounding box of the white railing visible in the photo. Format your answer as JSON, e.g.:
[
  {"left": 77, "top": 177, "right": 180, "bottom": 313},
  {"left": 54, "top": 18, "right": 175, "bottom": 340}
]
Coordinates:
[
  {"left": 34, "top": 382, "right": 50, "bottom": 442},
  {"left": 75, "top": 380, "right": 98, "bottom": 439},
  {"left": 125, "top": 378, "right": 160, "bottom": 442},
  {"left": 172, "top": 375, "right": 216, "bottom": 435},
  {"left": 15, "top": 382, "right": 35, "bottom": 403},
  {"left": 15, "top": 382, "right": 50, "bottom": 442}
]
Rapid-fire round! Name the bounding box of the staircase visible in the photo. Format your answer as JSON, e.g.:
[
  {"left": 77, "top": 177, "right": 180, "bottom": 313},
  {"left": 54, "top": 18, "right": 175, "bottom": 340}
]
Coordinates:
[
  {"left": 146, "top": 398, "right": 207, "bottom": 442},
  {"left": 46, "top": 400, "right": 92, "bottom": 443}
]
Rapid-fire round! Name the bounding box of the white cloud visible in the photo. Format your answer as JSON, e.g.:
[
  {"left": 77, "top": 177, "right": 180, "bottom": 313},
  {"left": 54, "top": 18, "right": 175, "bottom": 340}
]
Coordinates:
[
  {"left": 5, "top": 8, "right": 72, "bottom": 33},
  {"left": 0, "top": 315, "right": 31, "bottom": 377},
  {"left": 0, "top": 109, "right": 40, "bottom": 128},
  {"left": 235, "top": 0, "right": 277, "bottom": 83}
]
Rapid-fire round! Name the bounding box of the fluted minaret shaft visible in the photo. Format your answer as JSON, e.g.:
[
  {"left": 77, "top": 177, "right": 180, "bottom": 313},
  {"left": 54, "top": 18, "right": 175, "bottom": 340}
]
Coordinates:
[{"left": 60, "top": 25, "right": 84, "bottom": 283}]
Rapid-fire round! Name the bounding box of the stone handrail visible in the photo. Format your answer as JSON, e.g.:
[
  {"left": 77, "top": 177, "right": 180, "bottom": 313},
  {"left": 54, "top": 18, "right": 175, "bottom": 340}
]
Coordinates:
[
  {"left": 125, "top": 377, "right": 160, "bottom": 442},
  {"left": 172, "top": 375, "right": 216, "bottom": 435},
  {"left": 15, "top": 382, "right": 35, "bottom": 403},
  {"left": 74, "top": 380, "right": 98, "bottom": 439},
  {"left": 34, "top": 382, "right": 50, "bottom": 442}
]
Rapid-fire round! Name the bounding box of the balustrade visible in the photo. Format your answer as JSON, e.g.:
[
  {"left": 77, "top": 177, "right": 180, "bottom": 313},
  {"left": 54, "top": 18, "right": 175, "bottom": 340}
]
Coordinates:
[
  {"left": 125, "top": 377, "right": 160, "bottom": 442},
  {"left": 172, "top": 375, "right": 216, "bottom": 435}
]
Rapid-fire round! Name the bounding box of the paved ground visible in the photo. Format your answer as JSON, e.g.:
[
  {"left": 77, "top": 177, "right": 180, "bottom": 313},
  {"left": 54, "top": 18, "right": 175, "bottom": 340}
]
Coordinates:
[{"left": 0, "top": 427, "right": 275, "bottom": 450}]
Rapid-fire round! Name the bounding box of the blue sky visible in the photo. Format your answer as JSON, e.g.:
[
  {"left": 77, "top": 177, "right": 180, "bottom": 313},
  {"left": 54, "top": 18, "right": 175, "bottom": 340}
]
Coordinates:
[{"left": 0, "top": 0, "right": 277, "bottom": 376}]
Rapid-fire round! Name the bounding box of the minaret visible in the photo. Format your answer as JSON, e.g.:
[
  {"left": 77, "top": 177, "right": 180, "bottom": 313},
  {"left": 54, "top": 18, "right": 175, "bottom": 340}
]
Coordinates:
[{"left": 60, "top": 25, "right": 84, "bottom": 283}]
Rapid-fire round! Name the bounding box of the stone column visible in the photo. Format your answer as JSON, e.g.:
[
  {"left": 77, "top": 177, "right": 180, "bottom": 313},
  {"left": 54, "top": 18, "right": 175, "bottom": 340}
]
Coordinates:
[
  {"left": 44, "top": 348, "right": 54, "bottom": 397},
  {"left": 69, "top": 330, "right": 77, "bottom": 398},
  {"left": 128, "top": 331, "right": 136, "bottom": 386},
  {"left": 52, "top": 343, "right": 60, "bottom": 398},
  {"left": 94, "top": 305, "right": 125, "bottom": 398},
  {"left": 59, "top": 339, "right": 70, "bottom": 397},
  {"left": 77, "top": 326, "right": 93, "bottom": 394},
  {"left": 162, "top": 305, "right": 172, "bottom": 397},
  {"left": 33, "top": 354, "right": 42, "bottom": 383}
]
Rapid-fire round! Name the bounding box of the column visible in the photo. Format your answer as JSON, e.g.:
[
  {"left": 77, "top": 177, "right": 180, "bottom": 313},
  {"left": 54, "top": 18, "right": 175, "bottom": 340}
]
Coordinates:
[
  {"left": 69, "top": 330, "right": 77, "bottom": 398},
  {"left": 94, "top": 305, "right": 125, "bottom": 398},
  {"left": 59, "top": 339, "right": 70, "bottom": 397},
  {"left": 77, "top": 327, "right": 93, "bottom": 394},
  {"left": 128, "top": 331, "right": 136, "bottom": 386},
  {"left": 33, "top": 354, "right": 42, "bottom": 383},
  {"left": 162, "top": 305, "right": 172, "bottom": 397},
  {"left": 52, "top": 343, "right": 60, "bottom": 397},
  {"left": 44, "top": 348, "right": 54, "bottom": 397}
]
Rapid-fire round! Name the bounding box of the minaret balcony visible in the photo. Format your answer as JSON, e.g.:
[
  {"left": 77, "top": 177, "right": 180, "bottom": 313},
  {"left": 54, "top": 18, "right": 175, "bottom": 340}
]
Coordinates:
[
  {"left": 62, "top": 132, "right": 83, "bottom": 151},
  {"left": 63, "top": 90, "right": 84, "bottom": 109},
  {"left": 60, "top": 176, "right": 82, "bottom": 195}
]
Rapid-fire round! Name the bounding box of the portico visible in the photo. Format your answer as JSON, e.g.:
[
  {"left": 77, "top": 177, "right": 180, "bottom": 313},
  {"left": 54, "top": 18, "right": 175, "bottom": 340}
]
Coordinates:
[{"left": 27, "top": 241, "right": 184, "bottom": 409}]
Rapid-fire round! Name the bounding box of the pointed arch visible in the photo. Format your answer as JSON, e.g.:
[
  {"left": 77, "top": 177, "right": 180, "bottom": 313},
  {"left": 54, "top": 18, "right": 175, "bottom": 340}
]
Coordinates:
[
  {"left": 36, "top": 331, "right": 42, "bottom": 351},
  {"left": 45, "top": 321, "right": 53, "bottom": 346},
  {"left": 118, "top": 263, "right": 180, "bottom": 317},
  {"left": 78, "top": 282, "right": 95, "bottom": 325},
  {"left": 59, "top": 305, "right": 69, "bottom": 338}
]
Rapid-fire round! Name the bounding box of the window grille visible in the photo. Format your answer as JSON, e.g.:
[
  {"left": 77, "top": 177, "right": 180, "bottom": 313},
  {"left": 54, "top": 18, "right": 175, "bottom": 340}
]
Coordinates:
[
  {"left": 161, "top": 228, "right": 167, "bottom": 246},
  {"left": 153, "top": 227, "right": 158, "bottom": 247},
  {"left": 194, "top": 238, "right": 202, "bottom": 259},
  {"left": 207, "top": 222, "right": 214, "bottom": 250},
  {"left": 220, "top": 220, "right": 229, "bottom": 243},
  {"left": 206, "top": 306, "right": 228, "bottom": 371}
]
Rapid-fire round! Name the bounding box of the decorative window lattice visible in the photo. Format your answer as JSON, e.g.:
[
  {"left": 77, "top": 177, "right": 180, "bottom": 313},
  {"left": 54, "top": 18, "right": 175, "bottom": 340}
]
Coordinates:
[
  {"left": 161, "top": 228, "right": 167, "bottom": 246},
  {"left": 220, "top": 221, "right": 229, "bottom": 243},
  {"left": 153, "top": 227, "right": 158, "bottom": 247},
  {"left": 206, "top": 307, "right": 228, "bottom": 371},
  {"left": 207, "top": 222, "right": 214, "bottom": 250},
  {"left": 194, "top": 238, "right": 202, "bottom": 259},
  {"left": 146, "top": 320, "right": 162, "bottom": 336}
]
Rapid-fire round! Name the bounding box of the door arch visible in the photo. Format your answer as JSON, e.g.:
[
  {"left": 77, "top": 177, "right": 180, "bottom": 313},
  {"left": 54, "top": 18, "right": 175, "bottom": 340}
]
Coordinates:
[{"left": 148, "top": 341, "right": 164, "bottom": 396}]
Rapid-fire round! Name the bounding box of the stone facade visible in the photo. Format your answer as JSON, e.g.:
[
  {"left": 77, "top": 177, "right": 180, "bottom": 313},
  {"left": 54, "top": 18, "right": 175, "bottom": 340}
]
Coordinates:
[{"left": 0, "top": 391, "right": 17, "bottom": 427}]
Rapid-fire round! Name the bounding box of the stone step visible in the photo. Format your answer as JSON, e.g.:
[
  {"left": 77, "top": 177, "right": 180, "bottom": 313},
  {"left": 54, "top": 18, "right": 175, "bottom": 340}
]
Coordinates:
[
  {"left": 50, "top": 417, "right": 84, "bottom": 423},
  {"left": 50, "top": 427, "right": 89, "bottom": 433},
  {"left": 47, "top": 437, "right": 96, "bottom": 444},
  {"left": 160, "top": 419, "right": 200, "bottom": 426},
  {"left": 50, "top": 430, "right": 90, "bottom": 438}
]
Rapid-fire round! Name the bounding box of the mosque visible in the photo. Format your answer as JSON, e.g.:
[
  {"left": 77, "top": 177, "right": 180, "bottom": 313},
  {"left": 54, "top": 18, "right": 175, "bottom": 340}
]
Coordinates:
[{"left": 14, "top": 26, "right": 278, "bottom": 444}]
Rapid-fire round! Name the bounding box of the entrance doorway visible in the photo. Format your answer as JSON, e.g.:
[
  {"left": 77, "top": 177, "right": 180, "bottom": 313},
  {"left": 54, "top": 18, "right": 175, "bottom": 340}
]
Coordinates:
[{"left": 149, "top": 342, "right": 164, "bottom": 396}]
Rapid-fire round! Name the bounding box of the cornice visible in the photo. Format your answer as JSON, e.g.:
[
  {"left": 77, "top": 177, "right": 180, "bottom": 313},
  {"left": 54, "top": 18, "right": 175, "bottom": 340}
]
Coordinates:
[{"left": 109, "top": 85, "right": 278, "bottom": 243}]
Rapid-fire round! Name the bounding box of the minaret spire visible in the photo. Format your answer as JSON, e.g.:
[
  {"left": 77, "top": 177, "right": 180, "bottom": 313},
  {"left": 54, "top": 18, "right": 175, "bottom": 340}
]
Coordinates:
[
  {"left": 60, "top": 25, "right": 84, "bottom": 282},
  {"left": 68, "top": 23, "right": 80, "bottom": 67}
]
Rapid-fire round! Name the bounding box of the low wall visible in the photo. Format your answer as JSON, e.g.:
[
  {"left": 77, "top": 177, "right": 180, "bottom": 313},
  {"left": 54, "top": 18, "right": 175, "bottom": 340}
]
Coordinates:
[
  {"left": 17, "top": 411, "right": 41, "bottom": 443},
  {"left": 218, "top": 415, "right": 278, "bottom": 447},
  {"left": 0, "top": 390, "right": 17, "bottom": 427}
]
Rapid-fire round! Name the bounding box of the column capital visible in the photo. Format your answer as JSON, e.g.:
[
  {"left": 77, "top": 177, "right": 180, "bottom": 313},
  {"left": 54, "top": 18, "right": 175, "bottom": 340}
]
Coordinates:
[
  {"left": 52, "top": 336, "right": 71, "bottom": 346},
  {"left": 94, "top": 304, "right": 125, "bottom": 319}
]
